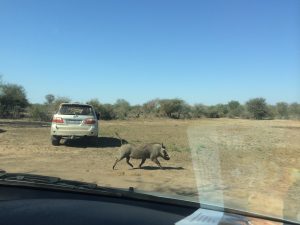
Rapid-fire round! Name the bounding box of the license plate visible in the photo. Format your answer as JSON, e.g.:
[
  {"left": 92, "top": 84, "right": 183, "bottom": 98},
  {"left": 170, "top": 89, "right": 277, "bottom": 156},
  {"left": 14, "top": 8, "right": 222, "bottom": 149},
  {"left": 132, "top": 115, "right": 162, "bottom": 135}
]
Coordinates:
[{"left": 67, "top": 120, "right": 81, "bottom": 124}]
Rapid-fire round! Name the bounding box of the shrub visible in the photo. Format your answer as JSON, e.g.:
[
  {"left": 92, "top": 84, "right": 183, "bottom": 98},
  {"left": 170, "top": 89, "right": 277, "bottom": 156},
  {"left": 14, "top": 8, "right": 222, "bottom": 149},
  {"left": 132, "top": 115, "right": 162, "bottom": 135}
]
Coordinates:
[
  {"left": 86, "top": 99, "right": 116, "bottom": 120},
  {"left": 288, "top": 103, "right": 300, "bottom": 119},
  {"left": 113, "top": 99, "right": 130, "bottom": 120},
  {"left": 0, "top": 83, "right": 29, "bottom": 118},
  {"left": 227, "top": 100, "right": 244, "bottom": 118},
  {"left": 192, "top": 104, "right": 207, "bottom": 118},
  {"left": 142, "top": 99, "right": 160, "bottom": 116},
  {"left": 276, "top": 102, "right": 289, "bottom": 119},
  {"left": 28, "top": 104, "right": 52, "bottom": 122},
  {"left": 159, "top": 99, "right": 188, "bottom": 119},
  {"left": 246, "top": 98, "right": 270, "bottom": 120}
]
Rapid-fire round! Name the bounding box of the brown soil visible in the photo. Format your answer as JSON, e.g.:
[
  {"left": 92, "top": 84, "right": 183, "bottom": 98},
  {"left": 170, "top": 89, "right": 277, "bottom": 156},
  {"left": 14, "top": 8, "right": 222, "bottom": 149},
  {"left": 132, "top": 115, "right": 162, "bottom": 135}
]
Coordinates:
[{"left": 0, "top": 118, "right": 299, "bottom": 222}]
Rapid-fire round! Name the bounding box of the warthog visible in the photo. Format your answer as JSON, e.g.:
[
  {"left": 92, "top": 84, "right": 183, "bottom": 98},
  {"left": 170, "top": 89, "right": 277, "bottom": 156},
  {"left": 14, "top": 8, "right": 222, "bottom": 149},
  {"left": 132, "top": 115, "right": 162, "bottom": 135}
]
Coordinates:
[{"left": 112, "top": 143, "right": 170, "bottom": 170}]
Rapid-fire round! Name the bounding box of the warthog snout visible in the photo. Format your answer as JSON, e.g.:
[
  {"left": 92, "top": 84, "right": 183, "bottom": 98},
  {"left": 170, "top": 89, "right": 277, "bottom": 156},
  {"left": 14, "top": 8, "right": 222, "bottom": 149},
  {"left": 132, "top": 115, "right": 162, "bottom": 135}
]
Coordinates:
[{"left": 162, "top": 150, "right": 170, "bottom": 160}]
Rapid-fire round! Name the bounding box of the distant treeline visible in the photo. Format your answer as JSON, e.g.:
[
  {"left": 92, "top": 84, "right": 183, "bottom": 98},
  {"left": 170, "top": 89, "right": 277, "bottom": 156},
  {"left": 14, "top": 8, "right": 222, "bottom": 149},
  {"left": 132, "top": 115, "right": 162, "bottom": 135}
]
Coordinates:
[{"left": 0, "top": 79, "right": 299, "bottom": 121}]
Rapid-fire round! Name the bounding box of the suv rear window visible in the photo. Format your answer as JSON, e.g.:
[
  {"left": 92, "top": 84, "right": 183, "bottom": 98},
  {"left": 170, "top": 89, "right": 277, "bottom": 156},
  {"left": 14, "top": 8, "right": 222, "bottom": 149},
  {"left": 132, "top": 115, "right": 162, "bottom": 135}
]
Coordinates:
[{"left": 58, "top": 105, "right": 94, "bottom": 116}]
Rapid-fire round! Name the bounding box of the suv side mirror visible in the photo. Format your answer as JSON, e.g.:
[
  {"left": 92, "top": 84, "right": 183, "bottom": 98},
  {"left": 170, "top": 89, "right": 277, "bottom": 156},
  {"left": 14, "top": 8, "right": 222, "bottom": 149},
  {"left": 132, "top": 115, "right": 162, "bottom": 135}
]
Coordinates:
[{"left": 96, "top": 112, "right": 100, "bottom": 120}]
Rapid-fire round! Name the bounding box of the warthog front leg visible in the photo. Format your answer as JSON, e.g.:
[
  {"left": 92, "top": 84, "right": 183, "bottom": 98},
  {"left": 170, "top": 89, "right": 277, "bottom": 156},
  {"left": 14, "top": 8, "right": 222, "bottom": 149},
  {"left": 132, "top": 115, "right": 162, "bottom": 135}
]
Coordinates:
[{"left": 152, "top": 158, "right": 163, "bottom": 169}]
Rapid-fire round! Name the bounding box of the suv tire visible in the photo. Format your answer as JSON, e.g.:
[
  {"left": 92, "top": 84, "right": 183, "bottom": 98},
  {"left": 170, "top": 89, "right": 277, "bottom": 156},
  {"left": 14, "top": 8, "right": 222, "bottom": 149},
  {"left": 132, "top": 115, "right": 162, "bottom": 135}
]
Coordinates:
[{"left": 51, "top": 135, "right": 61, "bottom": 146}]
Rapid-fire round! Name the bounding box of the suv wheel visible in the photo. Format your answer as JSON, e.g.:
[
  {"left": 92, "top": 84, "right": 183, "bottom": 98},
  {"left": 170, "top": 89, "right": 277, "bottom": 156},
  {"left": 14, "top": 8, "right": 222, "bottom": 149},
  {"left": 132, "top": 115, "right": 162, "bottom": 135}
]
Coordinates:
[{"left": 51, "top": 135, "right": 61, "bottom": 146}]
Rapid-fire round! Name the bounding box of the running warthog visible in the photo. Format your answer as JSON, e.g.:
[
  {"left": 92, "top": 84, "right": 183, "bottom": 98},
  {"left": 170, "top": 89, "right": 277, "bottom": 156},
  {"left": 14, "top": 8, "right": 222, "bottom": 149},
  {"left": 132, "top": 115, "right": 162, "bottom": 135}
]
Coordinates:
[{"left": 112, "top": 143, "right": 170, "bottom": 170}]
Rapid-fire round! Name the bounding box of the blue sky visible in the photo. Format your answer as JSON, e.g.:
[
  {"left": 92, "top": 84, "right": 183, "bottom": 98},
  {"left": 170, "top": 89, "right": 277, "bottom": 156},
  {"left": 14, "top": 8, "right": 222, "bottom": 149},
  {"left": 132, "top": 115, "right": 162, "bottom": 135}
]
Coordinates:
[{"left": 0, "top": 0, "right": 299, "bottom": 105}]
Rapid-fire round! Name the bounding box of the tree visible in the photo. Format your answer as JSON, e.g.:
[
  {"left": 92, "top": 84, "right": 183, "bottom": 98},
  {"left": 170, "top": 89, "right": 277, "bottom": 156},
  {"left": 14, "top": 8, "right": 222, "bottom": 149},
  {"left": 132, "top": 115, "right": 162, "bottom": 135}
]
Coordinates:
[
  {"left": 246, "top": 98, "right": 269, "bottom": 120},
  {"left": 142, "top": 99, "right": 160, "bottom": 115},
  {"left": 159, "top": 99, "right": 187, "bottom": 119},
  {"left": 288, "top": 103, "right": 300, "bottom": 119},
  {"left": 100, "top": 104, "right": 116, "bottom": 120},
  {"left": 128, "top": 105, "right": 143, "bottom": 118},
  {"left": 276, "top": 102, "right": 289, "bottom": 119},
  {"left": 28, "top": 95, "right": 70, "bottom": 121},
  {"left": 227, "top": 100, "right": 244, "bottom": 118},
  {"left": 205, "top": 106, "right": 219, "bottom": 118},
  {"left": 180, "top": 103, "right": 192, "bottom": 119},
  {"left": 53, "top": 96, "right": 71, "bottom": 110},
  {"left": 0, "top": 83, "right": 29, "bottom": 118},
  {"left": 28, "top": 104, "right": 51, "bottom": 121},
  {"left": 204, "top": 104, "right": 228, "bottom": 118},
  {"left": 45, "top": 94, "right": 55, "bottom": 104},
  {"left": 192, "top": 104, "right": 207, "bottom": 118},
  {"left": 113, "top": 99, "right": 130, "bottom": 120},
  {"left": 216, "top": 104, "right": 229, "bottom": 117},
  {"left": 86, "top": 98, "right": 101, "bottom": 111},
  {"left": 86, "top": 99, "right": 116, "bottom": 120}
]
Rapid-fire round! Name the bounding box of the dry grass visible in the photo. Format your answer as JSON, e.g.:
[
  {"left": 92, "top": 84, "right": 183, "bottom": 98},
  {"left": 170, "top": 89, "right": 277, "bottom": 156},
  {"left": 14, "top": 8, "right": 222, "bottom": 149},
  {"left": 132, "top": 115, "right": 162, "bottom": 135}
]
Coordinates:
[{"left": 0, "top": 118, "right": 300, "bottom": 222}]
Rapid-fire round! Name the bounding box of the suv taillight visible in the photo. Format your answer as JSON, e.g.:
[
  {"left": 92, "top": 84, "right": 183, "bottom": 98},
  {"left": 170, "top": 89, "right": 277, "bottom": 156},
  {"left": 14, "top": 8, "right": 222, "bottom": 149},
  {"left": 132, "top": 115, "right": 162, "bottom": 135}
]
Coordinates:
[
  {"left": 84, "top": 119, "right": 96, "bottom": 125},
  {"left": 52, "top": 117, "right": 64, "bottom": 123}
]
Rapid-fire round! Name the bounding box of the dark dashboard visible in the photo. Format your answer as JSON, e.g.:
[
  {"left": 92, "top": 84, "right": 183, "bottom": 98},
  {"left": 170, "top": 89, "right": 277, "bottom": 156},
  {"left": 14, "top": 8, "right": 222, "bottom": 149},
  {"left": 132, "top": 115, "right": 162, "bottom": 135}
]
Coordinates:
[
  {"left": 0, "top": 183, "right": 296, "bottom": 225},
  {"left": 0, "top": 184, "right": 193, "bottom": 225}
]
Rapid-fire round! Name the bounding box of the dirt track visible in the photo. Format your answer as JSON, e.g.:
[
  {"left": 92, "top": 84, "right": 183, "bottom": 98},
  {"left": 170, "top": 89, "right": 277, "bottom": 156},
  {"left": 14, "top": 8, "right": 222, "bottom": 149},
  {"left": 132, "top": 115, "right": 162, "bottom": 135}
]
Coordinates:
[
  {"left": 0, "top": 119, "right": 300, "bottom": 222},
  {"left": 0, "top": 119, "right": 198, "bottom": 197}
]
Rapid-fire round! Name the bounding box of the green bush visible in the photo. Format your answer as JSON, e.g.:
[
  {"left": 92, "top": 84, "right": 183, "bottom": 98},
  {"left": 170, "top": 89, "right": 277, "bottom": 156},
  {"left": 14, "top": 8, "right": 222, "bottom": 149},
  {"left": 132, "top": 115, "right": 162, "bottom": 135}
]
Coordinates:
[
  {"left": 276, "top": 102, "right": 289, "bottom": 119},
  {"left": 192, "top": 104, "right": 207, "bottom": 118},
  {"left": 29, "top": 104, "right": 52, "bottom": 122},
  {"left": 87, "top": 99, "right": 116, "bottom": 120},
  {"left": 142, "top": 99, "right": 160, "bottom": 116},
  {"left": 288, "top": 103, "right": 300, "bottom": 119},
  {"left": 246, "top": 98, "right": 270, "bottom": 120},
  {"left": 0, "top": 83, "right": 29, "bottom": 118},
  {"left": 113, "top": 99, "right": 130, "bottom": 120},
  {"left": 159, "top": 99, "right": 188, "bottom": 119},
  {"left": 227, "top": 100, "right": 244, "bottom": 118}
]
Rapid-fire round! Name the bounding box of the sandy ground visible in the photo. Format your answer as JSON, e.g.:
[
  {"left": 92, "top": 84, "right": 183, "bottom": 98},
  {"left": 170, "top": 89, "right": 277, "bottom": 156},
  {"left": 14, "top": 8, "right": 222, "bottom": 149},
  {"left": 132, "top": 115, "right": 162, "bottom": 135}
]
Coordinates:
[{"left": 0, "top": 118, "right": 299, "bottom": 222}]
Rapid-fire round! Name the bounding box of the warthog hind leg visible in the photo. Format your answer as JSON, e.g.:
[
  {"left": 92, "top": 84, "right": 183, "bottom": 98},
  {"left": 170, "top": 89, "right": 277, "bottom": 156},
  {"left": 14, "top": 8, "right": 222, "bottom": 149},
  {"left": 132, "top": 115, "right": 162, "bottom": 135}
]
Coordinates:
[{"left": 139, "top": 158, "right": 146, "bottom": 168}]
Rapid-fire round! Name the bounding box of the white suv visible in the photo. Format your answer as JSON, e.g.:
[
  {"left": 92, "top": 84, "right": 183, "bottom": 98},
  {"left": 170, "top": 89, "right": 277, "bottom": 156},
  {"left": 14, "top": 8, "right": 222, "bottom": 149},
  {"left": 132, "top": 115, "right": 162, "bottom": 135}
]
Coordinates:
[{"left": 50, "top": 103, "right": 99, "bottom": 146}]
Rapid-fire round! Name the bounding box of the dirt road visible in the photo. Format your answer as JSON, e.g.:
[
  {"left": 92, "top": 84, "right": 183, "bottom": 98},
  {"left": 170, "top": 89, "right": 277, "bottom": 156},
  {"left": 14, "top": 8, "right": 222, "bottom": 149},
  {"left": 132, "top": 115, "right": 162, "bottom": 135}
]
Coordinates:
[{"left": 0, "top": 119, "right": 299, "bottom": 221}]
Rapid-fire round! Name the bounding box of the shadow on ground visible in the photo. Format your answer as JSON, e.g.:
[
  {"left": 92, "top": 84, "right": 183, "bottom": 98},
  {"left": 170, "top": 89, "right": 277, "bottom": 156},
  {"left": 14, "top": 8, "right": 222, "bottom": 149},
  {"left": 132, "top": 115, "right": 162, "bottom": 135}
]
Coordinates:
[
  {"left": 63, "top": 136, "right": 128, "bottom": 148},
  {"left": 0, "top": 121, "right": 50, "bottom": 128},
  {"left": 135, "top": 166, "right": 184, "bottom": 170},
  {"left": 150, "top": 185, "right": 198, "bottom": 198},
  {"left": 0, "top": 128, "right": 6, "bottom": 133}
]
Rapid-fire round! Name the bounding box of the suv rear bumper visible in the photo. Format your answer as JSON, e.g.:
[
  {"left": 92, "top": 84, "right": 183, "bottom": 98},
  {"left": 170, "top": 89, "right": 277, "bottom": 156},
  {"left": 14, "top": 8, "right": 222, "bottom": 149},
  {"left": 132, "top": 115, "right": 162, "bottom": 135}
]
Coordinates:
[{"left": 51, "top": 125, "right": 98, "bottom": 137}]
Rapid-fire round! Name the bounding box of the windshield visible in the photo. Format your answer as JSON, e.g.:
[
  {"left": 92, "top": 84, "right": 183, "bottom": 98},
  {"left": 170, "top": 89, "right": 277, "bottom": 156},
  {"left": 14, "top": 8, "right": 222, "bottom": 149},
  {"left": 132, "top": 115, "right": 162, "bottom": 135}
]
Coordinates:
[
  {"left": 58, "top": 105, "right": 94, "bottom": 116},
  {"left": 0, "top": 0, "right": 299, "bottom": 223}
]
